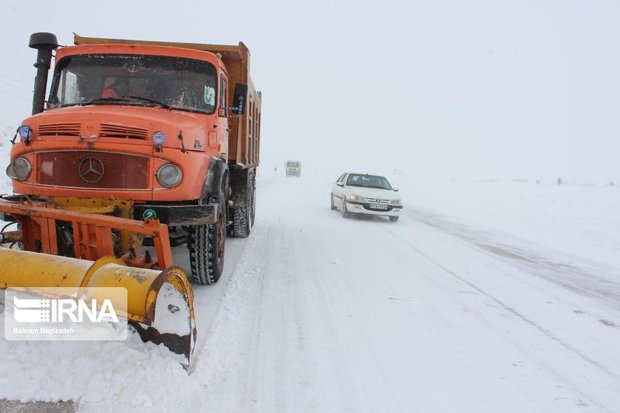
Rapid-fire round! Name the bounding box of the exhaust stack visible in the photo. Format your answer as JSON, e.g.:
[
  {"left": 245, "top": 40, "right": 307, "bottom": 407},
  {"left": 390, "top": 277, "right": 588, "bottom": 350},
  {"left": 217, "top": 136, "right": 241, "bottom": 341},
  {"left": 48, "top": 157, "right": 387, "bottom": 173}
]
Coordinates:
[{"left": 29, "top": 32, "right": 58, "bottom": 115}]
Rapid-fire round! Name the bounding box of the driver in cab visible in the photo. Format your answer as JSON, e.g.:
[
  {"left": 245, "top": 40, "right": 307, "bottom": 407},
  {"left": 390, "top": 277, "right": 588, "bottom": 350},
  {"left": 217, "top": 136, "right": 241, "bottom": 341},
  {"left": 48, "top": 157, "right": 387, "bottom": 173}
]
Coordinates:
[{"left": 101, "top": 77, "right": 129, "bottom": 98}]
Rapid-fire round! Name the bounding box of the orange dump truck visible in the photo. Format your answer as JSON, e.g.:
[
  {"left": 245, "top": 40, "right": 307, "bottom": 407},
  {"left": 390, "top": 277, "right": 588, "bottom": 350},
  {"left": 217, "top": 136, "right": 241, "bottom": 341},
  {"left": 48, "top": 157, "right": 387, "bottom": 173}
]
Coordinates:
[{"left": 0, "top": 32, "right": 262, "bottom": 368}]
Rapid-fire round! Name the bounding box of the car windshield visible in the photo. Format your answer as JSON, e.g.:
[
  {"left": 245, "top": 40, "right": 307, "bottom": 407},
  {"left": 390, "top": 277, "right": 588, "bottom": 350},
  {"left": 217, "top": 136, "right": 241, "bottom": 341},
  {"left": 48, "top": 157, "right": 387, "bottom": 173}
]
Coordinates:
[
  {"left": 48, "top": 54, "right": 217, "bottom": 114},
  {"left": 346, "top": 174, "right": 392, "bottom": 190}
]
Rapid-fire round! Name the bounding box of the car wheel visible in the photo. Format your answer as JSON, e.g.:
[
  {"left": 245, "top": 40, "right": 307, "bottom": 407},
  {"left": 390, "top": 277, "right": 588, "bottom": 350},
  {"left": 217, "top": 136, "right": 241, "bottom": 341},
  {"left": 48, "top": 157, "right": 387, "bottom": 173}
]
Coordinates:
[
  {"left": 389, "top": 216, "right": 399, "bottom": 222},
  {"left": 330, "top": 194, "right": 336, "bottom": 210},
  {"left": 342, "top": 200, "right": 351, "bottom": 218}
]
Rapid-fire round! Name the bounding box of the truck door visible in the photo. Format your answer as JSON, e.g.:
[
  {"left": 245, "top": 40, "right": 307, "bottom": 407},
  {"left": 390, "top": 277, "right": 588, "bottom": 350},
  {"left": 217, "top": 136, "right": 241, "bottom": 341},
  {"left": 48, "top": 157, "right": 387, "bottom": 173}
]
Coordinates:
[{"left": 216, "top": 73, "right": 229, "bottom": 157}]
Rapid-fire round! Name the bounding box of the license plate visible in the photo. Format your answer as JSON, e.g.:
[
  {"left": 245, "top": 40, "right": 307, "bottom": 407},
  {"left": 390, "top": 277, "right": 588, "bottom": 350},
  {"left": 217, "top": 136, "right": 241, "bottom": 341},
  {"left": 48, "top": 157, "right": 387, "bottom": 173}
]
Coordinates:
[{"left": 369, "top": 204, "right": 388, "bottom": 210}]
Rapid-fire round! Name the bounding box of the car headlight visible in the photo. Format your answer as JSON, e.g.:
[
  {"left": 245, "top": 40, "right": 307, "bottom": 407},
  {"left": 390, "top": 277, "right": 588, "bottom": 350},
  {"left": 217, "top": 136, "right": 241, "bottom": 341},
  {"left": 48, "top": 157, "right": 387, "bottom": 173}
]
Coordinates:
[
  {"left": 6, "top": 157, "right": 32, "bottom": 181},
  {"left": 349, "top": 194, "right": 368, "bottom": 202},
  {"left": 391, "top": 199, "right": 402, "bottom": 205},
  {"left": 156, "top": 163, "right": 182, "bottom": 188}
]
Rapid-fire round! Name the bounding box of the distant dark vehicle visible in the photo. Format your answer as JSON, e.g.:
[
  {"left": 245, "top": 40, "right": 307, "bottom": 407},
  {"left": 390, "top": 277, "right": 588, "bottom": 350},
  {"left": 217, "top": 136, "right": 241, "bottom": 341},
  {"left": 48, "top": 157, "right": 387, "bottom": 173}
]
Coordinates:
[{"left": 286, "top": 161, "right": 301, "bottom": 177}]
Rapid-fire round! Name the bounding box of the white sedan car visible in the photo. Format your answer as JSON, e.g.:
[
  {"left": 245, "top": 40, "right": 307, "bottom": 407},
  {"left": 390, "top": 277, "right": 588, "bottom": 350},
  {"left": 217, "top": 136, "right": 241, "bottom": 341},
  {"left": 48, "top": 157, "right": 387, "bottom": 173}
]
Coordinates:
[{"left": 330, "top": 173, "right": 403, "bottom": 221}]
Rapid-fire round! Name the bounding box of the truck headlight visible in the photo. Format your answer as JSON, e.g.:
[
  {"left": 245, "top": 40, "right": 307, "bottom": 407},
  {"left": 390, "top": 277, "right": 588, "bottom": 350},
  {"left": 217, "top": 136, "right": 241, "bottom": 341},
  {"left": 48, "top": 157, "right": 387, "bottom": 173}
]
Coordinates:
[
  {"left": 17, "top": 125, "right": 32, "bottom": 142},
  {"left": 152, "top": 131, "right": 166, "bottom": 146},
  {"left": 156, "top": 163, "right": 182, "bottom": 188},
  {"left": 6, "top": 157, "right": 32, "bottom": 181}
]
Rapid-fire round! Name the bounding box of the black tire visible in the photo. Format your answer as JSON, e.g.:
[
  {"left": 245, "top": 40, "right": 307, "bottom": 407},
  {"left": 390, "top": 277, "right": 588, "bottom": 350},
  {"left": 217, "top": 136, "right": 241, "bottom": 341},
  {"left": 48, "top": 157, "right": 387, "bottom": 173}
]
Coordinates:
[
  {"left": 250, "top": 174, "right": 256, "bottom": 228},
  {"left": 188, "top": 187, "right": 227, "bottom": 285},
  {"left": 389, "top": 216, "right": 399, "bottom": 222},
  {"left": 342, "top": 200, "right": 351, "bottom": 218},
  {"left": 231, "top": 169, "right": 253, "bottom": 238},
  {"left": 232, "top": 202, "right": 251, "bottom": 238},
  {"left": 330, "top": 194, "right": 336, "bottom": 210}
]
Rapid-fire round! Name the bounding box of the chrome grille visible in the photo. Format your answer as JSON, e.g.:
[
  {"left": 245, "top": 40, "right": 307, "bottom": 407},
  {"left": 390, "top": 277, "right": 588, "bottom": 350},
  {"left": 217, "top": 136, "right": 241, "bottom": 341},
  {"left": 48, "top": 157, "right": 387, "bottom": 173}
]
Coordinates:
[
  {"left": 365, "top": 198, "right": 390, "bottom": 204},
  {"left": 37, "top": 151, "right": 149, "bottom": 189}
]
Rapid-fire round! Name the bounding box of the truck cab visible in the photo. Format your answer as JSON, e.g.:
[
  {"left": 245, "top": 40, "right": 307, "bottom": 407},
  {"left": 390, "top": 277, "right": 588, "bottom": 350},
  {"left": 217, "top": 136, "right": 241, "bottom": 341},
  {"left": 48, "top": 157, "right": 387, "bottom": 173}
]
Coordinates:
[
  {"left": 4, "top": 33, "right": 262, "bottom": 285},
  {"left": 11, "top": 43, "right": 229, "bottom": 202}
]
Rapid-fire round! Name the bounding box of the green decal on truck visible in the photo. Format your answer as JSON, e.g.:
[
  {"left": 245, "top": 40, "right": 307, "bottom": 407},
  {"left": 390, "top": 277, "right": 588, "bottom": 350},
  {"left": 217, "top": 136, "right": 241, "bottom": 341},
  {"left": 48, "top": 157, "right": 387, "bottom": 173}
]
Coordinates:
[{"left": 142, "top": 209, "right": 157, "bottom": 220}]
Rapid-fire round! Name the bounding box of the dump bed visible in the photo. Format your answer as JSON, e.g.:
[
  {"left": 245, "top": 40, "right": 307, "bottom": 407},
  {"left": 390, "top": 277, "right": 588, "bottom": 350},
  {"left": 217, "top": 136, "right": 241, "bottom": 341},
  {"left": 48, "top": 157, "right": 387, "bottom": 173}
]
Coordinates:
[{"left": 73, "top": 34, "right": 261, "bottom": 167}]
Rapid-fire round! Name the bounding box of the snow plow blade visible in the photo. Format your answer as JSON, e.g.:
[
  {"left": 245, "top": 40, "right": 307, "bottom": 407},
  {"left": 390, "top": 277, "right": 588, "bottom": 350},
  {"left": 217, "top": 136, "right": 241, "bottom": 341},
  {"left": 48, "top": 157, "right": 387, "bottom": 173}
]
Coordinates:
[{"left": 0, "top": 248, "right": 196, "bottom": 370}]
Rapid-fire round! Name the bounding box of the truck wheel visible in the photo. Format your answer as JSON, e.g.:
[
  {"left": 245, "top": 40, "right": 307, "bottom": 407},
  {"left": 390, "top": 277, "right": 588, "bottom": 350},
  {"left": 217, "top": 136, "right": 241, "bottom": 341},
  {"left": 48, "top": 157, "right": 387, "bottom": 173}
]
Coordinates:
[
  {"left": 250, "top": 180, "right": 256, "bottom": 228},
  {"left": 188, "top": 187, "right": 226, "bottom": 285},
  {"left": 230, "top": 169, "right": 252, "bottom": 238},
  {"left": 232, "top": 201, "right": 251, "bottom": 238}
]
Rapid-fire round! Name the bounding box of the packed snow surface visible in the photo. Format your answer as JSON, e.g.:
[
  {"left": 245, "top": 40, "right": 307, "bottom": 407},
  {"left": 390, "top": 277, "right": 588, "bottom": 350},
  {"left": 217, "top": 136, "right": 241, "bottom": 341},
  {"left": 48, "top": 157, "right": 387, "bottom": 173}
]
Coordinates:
[{"left": 1, "top": 173, "right": 619, "bottom": 412}]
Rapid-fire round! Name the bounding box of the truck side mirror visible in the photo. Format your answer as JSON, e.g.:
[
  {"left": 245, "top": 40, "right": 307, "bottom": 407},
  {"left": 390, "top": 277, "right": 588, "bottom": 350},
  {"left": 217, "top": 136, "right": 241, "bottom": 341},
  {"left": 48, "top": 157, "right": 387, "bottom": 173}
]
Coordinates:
[{"left": 232, "top": 83, "right": 248, "bottom": 115}]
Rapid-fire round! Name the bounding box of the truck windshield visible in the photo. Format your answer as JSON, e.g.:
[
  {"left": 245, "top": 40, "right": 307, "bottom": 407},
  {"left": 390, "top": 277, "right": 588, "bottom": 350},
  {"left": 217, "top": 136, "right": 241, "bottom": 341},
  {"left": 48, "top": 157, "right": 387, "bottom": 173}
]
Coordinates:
[{"left": 48, "top": 54, "right": 217, "bottom": 114}]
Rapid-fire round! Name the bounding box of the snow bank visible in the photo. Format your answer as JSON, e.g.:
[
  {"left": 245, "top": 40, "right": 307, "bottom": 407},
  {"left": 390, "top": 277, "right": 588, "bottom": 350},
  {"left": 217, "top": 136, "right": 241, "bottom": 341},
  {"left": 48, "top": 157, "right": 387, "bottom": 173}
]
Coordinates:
[
  {"left": 395, "top": 177, "right": 620, "bottom": 269},
  {"left": 0, "top": 299, "right": 203, "bottom": 412}
]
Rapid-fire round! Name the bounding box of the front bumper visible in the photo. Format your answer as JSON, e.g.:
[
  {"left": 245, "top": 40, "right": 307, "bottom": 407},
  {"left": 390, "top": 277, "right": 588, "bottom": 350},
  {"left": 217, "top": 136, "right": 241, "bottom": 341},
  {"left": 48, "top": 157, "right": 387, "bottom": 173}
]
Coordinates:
[
  {"left": 345, "top": 200, "right": 402, "bottom": 217},
  {"left": 134, "top": 203, "right": 217, "bottom": 226},
  {"left": 0, "top": 198, "right": 218, "bottom": 227}
]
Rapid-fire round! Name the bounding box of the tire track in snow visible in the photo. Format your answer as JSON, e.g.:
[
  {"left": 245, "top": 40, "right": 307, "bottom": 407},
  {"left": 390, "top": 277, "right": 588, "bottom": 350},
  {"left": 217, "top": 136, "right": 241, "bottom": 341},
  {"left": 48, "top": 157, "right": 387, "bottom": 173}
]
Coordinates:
[
  {"left": 194, "top": 178, "right": 372, "bottom": 411},
  {"left": 378, "top": 219, "right": 620, "bottom": 412},
  {"left": 308, "top": 229, "right": 403, "bottom": 412},
  {"left": 404, "top": 207, "right": 620, "bottom": 311}
]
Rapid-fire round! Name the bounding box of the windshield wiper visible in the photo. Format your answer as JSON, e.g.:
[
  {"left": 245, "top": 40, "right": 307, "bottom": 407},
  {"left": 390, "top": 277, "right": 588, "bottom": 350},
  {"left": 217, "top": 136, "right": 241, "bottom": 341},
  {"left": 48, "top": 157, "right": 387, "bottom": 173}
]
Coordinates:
[
  {"left": 79, "top": 96, "right": 172, "bottom": 110},
  {"left": 126, "top": 95, "right": 172, "bottom": 110},
  {"left": 81, "top": 97, "right": 133, "bottom": 106}
]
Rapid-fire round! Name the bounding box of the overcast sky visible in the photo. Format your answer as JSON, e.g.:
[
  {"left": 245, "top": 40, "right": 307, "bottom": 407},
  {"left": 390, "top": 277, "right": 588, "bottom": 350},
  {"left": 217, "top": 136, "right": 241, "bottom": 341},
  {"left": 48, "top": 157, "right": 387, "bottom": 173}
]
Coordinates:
[{"left": 0, "top": 0, "right": 618, "bottom": 181}]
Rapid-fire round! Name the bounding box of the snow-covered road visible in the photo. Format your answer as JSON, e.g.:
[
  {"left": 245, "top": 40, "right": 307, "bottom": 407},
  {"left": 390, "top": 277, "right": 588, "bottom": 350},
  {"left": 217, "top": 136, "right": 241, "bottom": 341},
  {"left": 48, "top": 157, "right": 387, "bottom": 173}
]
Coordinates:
[
  {"left": 192, "top": 175, "right": 620, "bottom": 413},
  {"left": 1, "top": 175, "right": 619, "bottom": 412}
]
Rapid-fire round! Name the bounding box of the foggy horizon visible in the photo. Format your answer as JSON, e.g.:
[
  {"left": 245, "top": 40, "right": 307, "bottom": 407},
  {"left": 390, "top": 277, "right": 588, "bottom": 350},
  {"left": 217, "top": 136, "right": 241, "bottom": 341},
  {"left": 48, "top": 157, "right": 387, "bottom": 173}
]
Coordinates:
[{"left": 0, "top": 0, "right": 618, "bottom": 182}]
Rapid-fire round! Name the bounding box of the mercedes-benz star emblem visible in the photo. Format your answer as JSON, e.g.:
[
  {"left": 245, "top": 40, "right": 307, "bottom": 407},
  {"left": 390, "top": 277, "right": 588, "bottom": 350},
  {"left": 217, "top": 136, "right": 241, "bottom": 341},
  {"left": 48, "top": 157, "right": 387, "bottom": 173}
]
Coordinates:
[{"left": 78, "top": 156, "right": 105, "bottom": 183}]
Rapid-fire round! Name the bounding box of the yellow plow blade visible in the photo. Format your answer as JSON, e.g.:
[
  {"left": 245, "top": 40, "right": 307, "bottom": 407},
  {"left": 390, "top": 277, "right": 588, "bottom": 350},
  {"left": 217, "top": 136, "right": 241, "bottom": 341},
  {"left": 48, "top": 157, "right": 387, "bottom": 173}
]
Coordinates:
[{"left": 0, "top": 249, "right": 196, "bottom": 369}]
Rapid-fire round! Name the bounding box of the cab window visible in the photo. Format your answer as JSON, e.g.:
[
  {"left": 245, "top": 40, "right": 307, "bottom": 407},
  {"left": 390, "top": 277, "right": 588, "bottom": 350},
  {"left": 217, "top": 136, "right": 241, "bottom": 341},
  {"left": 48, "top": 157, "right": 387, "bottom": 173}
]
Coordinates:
[{"left": 219, "top": 74, "right": 227, "bottom": 116}]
